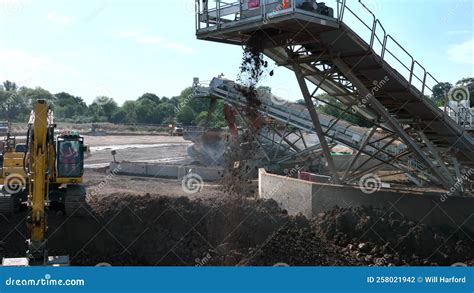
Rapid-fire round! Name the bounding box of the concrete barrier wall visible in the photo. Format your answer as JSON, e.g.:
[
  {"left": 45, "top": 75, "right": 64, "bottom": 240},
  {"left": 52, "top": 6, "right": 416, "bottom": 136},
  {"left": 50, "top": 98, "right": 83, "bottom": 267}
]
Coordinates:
[
  {"left": 259, "top": 170, "right": 313, "bottom": 218},
  {"left": 110, "top": 162, "right": 224, "bottom": 181},
  {"left": 259, "top": 169, "right": 474, "bottom": 234}
]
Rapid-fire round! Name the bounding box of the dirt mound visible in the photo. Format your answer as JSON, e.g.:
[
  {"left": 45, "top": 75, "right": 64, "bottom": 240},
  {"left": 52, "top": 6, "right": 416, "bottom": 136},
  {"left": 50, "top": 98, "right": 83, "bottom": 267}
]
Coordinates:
[
  {"left": 2, "top": 195, "right": 471, "bottom": 267},
  {"left": 241, "top": 221, "right": 365, "bottom": 266},
  {"left": 312, "top": 206, "right": 474, "bottom": 266},
  {"left": 43, "top": 194, "right": 300, "bottom": 266}
]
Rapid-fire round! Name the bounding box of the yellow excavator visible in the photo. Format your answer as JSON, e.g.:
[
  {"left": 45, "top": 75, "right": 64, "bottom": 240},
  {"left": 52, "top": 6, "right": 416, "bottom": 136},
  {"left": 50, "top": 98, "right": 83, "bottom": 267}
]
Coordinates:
[{"left": 1, "top": 100, "right": 88, "bottom": 266}]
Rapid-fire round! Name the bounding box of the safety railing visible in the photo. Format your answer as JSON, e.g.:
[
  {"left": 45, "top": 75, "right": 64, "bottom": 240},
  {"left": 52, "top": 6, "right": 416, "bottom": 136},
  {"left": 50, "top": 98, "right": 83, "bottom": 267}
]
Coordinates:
[
  {"left": 195, "top": 0, "right": 344, "bottom": 31},
  {"left": 195, "top": 0, "right": 473, "bottom": 130},
  {"left": 339, "top": 0, "right": 473, "bottom": 130}
]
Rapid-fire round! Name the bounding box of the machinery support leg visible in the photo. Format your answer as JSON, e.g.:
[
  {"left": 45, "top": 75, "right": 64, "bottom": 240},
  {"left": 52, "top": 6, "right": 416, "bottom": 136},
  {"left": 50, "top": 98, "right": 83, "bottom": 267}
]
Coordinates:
[{"left": 293, "top": 66, "right": 341, "bottom": 184}]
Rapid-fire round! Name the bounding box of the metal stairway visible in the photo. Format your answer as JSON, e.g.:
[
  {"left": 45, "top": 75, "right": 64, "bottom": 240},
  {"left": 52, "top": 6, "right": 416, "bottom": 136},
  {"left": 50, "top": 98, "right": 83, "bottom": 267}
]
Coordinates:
[{"left": 194, "top": 0, "right": 474, "bottom": 191}]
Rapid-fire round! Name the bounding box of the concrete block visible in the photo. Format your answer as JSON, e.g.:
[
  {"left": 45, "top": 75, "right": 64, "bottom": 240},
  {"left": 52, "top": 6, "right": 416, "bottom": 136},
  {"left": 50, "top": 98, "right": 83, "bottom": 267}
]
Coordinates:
[{"left": 110, "top": 162, "right": 224, "bottom": 181}]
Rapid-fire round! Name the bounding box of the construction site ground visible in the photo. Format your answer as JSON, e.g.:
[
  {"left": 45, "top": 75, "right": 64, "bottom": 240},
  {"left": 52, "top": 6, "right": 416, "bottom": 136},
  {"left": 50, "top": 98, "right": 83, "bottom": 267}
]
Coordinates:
[
  {"left": 84, "top": 135, "right": 192, "bottom": 168},
  {"left": 1, "top": 134, "right": 472, "bottom": 267}
]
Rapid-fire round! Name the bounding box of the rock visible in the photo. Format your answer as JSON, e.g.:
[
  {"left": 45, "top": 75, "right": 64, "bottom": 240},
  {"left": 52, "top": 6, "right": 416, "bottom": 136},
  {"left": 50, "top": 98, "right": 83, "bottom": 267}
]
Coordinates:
[{"left": 358, "top": 243, "right": 369, "bottom": 253}]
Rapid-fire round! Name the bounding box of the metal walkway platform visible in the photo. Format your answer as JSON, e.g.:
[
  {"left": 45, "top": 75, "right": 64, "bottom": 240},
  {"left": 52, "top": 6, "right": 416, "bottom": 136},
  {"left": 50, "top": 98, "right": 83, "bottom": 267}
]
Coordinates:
[{"left": 194, "top": 0, "right": 474, "bottom": 192}]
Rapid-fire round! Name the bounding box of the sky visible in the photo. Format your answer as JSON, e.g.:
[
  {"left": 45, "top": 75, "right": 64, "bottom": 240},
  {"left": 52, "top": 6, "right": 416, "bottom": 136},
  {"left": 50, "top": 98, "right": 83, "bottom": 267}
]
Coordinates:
[{"left": 0, "top": 0, "right": 472, "bottom": 105}]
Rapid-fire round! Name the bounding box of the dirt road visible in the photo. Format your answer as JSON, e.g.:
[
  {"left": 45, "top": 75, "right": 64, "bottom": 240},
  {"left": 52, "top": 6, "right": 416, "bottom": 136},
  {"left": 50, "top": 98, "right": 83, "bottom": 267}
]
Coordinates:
[{"left": 84, "top": 135, "right": 192, "bottom": 168}]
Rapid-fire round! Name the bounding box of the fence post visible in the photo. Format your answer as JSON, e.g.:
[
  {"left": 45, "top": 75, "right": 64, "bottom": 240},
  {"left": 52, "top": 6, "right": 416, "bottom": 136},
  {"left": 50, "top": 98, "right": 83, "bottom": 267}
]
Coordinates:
[
  {"left": 408, "top": 60, "right": 415, "bottom": 86},
  {"left": 370, "top": 19, "right": 376, "bottom": 48}
]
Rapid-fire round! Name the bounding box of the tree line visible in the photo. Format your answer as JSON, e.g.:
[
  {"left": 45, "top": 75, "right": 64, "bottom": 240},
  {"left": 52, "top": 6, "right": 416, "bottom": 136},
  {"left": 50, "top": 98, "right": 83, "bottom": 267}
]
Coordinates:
[
  {"left": 0, "top": 81, "right": 226, "bottom": 128},
  {"left": 0, "top": 77, "right": 471, "bottom": 128}
]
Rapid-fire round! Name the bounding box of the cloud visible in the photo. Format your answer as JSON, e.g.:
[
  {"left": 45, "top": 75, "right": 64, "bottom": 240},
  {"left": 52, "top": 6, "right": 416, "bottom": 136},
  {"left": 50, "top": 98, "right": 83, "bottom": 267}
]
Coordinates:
[
  {"left": 47, "top": 11, "right": 73, "bottom": 25},
  {"left": 137, "top": 35, "right": 162, "bottom": 45},
  {"left": 162, "top": 42, "right": 194, "bottom": 55},
  {"left": 115, "top": 31, "right": 195, "bottom": 55},
  {"left": 447, "top": 38, "right": 474, "bottom": 65},
  {"left": 447, "top": 30, "right": 471, "bottom": 36},
  {"left": 116, "top": 31, "right": 140, "bottom": 39},
  {"left": 0, "top": 48, "right": 78, "bottom": 85}
]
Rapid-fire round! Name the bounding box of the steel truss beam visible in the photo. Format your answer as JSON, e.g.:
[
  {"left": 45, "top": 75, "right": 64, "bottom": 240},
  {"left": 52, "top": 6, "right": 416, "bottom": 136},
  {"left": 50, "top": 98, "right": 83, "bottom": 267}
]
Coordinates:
[
  {"left": 284, "top": 46, "right": 452, "bottom": 188},
  {"left": 233, "top": 107, "right": 324, "bottom": 169},
  {"left": 332, "top": 58, "right": 455, "bottom": 190}
]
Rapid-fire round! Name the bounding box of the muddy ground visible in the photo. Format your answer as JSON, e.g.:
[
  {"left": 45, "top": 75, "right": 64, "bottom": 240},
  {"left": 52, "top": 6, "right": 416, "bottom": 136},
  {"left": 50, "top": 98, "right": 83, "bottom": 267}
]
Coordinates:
[{"left": 0, "top": 168, "right": 472, "bottom": 267}]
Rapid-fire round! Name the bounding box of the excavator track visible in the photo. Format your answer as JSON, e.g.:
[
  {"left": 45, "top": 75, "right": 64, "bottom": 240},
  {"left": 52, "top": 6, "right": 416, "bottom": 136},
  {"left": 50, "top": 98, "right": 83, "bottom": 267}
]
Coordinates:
[
  {"left": 64, "top": 185, "right": 89, "bottom": 217},
  {"left": 0, "top": 195, "right": 14, "bottom": 218}
]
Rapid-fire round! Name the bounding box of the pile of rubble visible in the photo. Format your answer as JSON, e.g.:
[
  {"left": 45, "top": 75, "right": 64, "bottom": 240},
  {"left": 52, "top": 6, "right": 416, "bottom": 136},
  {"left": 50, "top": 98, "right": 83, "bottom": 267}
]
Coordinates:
[
  {"left": 312, "top": 206, "right": 474, "bottom": 266},
  {"left": 2, "top": 193, "right": 471, "bottom": 266}
]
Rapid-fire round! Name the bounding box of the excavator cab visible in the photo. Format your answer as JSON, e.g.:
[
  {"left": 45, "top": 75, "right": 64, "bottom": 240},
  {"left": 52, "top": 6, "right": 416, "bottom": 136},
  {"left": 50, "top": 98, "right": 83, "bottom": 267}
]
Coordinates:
[{"left": 56, "top": 134, "right": 85, "bottom": 181}]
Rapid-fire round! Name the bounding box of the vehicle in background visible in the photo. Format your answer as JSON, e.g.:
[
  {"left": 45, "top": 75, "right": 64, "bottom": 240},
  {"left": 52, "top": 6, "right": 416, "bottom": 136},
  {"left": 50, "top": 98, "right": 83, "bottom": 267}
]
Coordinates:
[
  {"left": 90, "top": 123, "right": 107, "bottom": 136},
  {"left": 169, "top": 124, "right": 184, "bottom": 136},
  {"left": 0, "top": 121, "right": 10, "bottom": 137}
]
